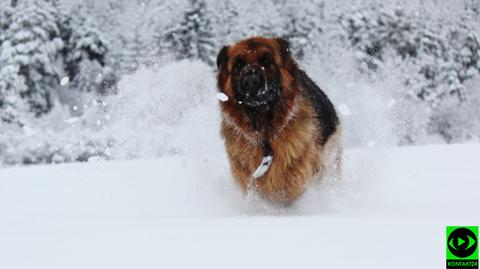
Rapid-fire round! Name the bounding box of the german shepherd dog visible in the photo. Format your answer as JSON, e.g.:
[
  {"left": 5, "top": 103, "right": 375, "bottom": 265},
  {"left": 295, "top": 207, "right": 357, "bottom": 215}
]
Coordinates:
[{"left": 216, "top": 37, "right": 341, "bottom": 205}]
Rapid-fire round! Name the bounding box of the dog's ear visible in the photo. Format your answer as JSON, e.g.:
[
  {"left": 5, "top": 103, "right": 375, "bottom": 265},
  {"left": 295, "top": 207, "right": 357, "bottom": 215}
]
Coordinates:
[
  {"left": 216, "top": 46, "right": 229, "bottom": 70},
  {"left": 275, "top": 38, "right": 292, "bottom": 62}
]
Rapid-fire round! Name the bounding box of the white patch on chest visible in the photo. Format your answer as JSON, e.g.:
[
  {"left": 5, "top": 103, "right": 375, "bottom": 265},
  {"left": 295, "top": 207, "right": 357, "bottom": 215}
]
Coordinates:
[{"left": 251, "top": 155, "right": 273, "bottom": 178}]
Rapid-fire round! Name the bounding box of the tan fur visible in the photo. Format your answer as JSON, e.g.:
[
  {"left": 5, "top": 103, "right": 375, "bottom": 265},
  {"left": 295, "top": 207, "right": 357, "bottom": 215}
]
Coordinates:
[{"left": 217, "top": 37, "right": 342, "bottom": 204}]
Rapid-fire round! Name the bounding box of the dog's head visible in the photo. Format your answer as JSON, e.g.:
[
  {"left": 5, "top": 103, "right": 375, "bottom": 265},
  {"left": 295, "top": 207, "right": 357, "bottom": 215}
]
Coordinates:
[{"left": 216, "top": 37, "right": 298, "bottom": 108}]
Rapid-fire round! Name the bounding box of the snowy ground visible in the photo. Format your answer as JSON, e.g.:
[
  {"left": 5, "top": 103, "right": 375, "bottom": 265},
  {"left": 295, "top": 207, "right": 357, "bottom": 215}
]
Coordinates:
[{"left": 1, "top": 143, "right": 479, "bottom": 268}]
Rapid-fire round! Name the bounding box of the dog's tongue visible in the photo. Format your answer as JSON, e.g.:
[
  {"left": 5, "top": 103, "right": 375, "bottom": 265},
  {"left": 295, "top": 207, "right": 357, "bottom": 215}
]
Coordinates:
[{"left": 252, "top": 155, "right": 273, "bottom": 178}]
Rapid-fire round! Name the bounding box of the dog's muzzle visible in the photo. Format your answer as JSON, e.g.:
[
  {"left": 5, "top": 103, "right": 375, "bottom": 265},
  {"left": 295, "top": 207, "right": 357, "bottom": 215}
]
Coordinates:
[
  {"left": 241, "top": 67, "right": 264, "bottom": 92},
  {"left": 237, "top": 65, "right": 277, "bottom": 107}
]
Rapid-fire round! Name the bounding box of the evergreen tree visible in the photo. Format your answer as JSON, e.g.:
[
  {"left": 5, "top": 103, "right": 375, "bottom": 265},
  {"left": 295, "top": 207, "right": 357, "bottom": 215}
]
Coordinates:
[
  {"left": 340, "top": 5, "right": 480, "bottom": 106},
  {"left": 340, "top": 4, "right": 480, "bottom": 142},
  {"left": 122, "top": 31, "right": 146, "bottom": 73},
  {"left": 208, "top": 0, "right": 237, "bottom": 45},
  {"left": 162, "top": 0, "right": 215, "bottom": 65},
  {"left": 83, "top": 0, "right": 124, "bottom": 83},
  {"left": 0, "top": 3, "right": 13, "bottom": 47},
  {"left": 61, "top": 4, "right": 113, "bottom": 94},
  {"left": 465, "top": 0, "right": 480, "bottom": 17},
  {"left": 0, "top": 1, "right": 26, "bottom": 124},
  {"left": 209, "top": 0, "right": 285, "bottom": 53},
  {"left": 278, "top": 0, "right": 325, "bottom": 59},
  {"left": 0, "top": 0, "right": 63, "bottom": 117},
  {"left": 0, "top": 62, "right": 28, "bottom": 124},
  {"left": 117, "top": 1, "right": 152, "bottom": 74}
]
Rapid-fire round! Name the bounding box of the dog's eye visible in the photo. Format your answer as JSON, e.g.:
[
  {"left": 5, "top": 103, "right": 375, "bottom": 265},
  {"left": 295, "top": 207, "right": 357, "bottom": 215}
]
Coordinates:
[
  {"left": 260, "top": 55, "right": 273, "bottom": 66},
  {"left": 233, "top": 59, "right": 244, "bottom": 70}
]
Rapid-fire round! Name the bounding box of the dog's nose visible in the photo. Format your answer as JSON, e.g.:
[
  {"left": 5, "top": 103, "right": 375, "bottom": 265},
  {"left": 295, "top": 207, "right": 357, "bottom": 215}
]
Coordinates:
[{"left": 241, "top": 70, "right": 261, "bottom": 90}]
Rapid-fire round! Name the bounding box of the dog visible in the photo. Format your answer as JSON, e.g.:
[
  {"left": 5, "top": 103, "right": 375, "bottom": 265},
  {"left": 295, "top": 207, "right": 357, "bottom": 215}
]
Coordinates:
[{"left": 216, "top": 37, "right": 342, "bottom": 205}]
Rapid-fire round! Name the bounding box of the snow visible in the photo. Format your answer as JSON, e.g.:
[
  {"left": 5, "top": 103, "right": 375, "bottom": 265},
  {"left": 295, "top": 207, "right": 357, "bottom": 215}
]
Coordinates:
[
  {"left": 337, "top": 103, "right": 351, "bottom": 116},
  {"left": 1, "top": 2, "right": 479, "bottom": 266},
  {"left": 64, "top": 117, "right": 78, "bottom": 124},
  {"left": 367, "top": 140, "right": 376, "bottom": 148},
  {"left": 215, "top": 92, "right": 229, "bottom": 102},
  {"left": 59, "top": 76, "right": 69, "bottom": 86},
  {"left": 22, "top": 125, "right": 34, "bottom": 136},
  {"left": 0, "top": 143, "right": 479, "bottom": 268},
  {"left": 387, "top": 98, "right": 396, "bottom": 108}
]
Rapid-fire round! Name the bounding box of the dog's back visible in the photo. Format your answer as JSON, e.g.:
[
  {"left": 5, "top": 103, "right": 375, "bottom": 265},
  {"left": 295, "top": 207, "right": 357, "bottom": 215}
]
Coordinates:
[
  {"left": 296, "top": 69, "right": 342, "bottom": 184},
  {"left": 296, "top": 69, "right": 339, "bottom": 145}
]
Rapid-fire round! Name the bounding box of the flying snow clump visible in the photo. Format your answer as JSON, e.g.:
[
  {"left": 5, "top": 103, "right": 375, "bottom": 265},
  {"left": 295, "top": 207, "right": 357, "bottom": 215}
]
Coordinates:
[
  {"left": 60, "top": 77, "right": 70, "bottom": 86},
  {"left": 216, "top": 92, "right": 229, "bottom": 102}
]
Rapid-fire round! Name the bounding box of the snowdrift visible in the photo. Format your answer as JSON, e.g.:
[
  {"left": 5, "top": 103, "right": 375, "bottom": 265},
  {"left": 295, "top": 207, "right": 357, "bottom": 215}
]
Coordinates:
[{"left": 1, "top": 143, "right": 479, "bottom": 268}]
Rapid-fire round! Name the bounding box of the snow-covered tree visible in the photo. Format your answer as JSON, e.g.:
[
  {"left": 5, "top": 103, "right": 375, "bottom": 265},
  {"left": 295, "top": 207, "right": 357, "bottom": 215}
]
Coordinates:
[
  {"left": 83, "top": 0, "right": 124, "bottom": 80},
  {"left": 161, "top": 0, "right": 215, "bottom": 65},
  {"left": 340, "top": 5, "right": 480, "bottom": 106},
  {"left": 1, "top": 2, "right": 26, "bottom": 124},
  {"left": 340, "top": 6, "right": 421, "bottom": 71},
  {"left": 116, "top": 1, "right": 154, "bottom": 74},
  {"left": 340, "top": 4, "right": 480, "bottom": 142},
  {"left": 0, "top": 0, "right": 63, "bottom": 116},
  {"left": 465, "top": 0, "right": 480, "bottom": 17},
  {"left": 208, "top": 0, "right": 286, "bottom": 57},
  {"left": 216, "top": 0, "right": 285, "bottom": 40},
  {"left": 0, "top": 3, "right": 13, "bottom": 47},
  {"left": 60, "top": 4, "right": 114, "bottom": 95},
  {"left": 0, "top": 64, "right": 28, "bottom": 124},
  {"left": 276, "top": 0, "right": 325, "bottom": 60}
]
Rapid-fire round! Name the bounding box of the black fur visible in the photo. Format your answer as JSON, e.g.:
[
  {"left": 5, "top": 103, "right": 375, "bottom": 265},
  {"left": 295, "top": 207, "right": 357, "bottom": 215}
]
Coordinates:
[
  {"left": 244, "top": 104, "right": 275, "bottom": 158},
  {"left": 216, "top": 46, "right": 229, "bottom": 69},
  {"left": 275, "top": 38, "right": 291, "bottom": 63},
  {"left": 274, "top": 38, "right": 338, "bottom": 144},
  {"left": 262, "top": 140, "right": 273, "bottom": 157},
  {"left": 243, "top": 103, "right": 276, "bottom": 131},
  {"left": 296, "top": 69, "right": 339, "bottom": 145},
  {"left": 230, "top": 56, "right": 281, "bottom": 109}
]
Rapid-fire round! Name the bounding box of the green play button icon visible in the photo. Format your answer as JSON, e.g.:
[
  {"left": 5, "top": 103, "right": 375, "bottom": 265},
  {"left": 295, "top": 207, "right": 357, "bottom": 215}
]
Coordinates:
[
  {"left": 447, "top": 226, "right": 478, "bottom": 269},
  {"left": 447, "top": 227, "right": 478, "bottom": 259}
]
